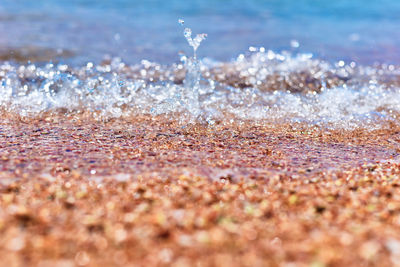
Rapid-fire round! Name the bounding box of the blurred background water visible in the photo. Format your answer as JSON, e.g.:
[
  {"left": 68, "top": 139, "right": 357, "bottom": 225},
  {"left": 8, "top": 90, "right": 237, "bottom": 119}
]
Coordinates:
[{"left": 1, "top": 0, "right": 399, "bottom": 65}]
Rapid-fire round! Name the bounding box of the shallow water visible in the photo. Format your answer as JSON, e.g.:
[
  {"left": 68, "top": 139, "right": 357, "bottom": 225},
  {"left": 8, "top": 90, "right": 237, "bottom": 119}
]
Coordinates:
[
  {"left": 1, "top": 1, "right": 400, "bottom": 128},
  {"left": 1, "top": 0, "right": 400, "bottom": 65}
]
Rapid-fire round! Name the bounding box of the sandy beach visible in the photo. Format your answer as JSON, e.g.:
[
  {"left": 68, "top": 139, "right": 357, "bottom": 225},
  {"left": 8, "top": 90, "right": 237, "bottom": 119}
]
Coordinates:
[
  {"left": 1, "top": 116, "right": 400, "bottom": 266},
  {"left": 2, "top": 0, "right": 400, "bottom": 266}
]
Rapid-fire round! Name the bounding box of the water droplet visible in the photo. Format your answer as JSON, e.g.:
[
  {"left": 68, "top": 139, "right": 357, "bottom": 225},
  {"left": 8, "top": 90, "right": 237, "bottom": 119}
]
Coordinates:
[
  {"left": 249, "top": 46, "right": 257, "bottom": 52},
  {"left": 290, "top": 40, "right": 300, "bottom": 48},
  {"left": 183, "top": 28, "right": 192, "bottom": 39}
]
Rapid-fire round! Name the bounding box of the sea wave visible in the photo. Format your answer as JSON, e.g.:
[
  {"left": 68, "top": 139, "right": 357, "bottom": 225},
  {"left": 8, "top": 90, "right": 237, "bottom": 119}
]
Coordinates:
[{"left": 1, "top": 48, "right": 400, "bottom": 128}]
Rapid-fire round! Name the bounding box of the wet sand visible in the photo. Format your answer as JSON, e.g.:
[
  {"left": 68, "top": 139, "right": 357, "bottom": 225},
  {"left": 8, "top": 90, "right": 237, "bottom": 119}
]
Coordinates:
[
  {"left": 1, "top": 115, "right": 400, "bottom": 266},
  {"left": 0, "top": 46, "right": 73, "bottom": 64}
]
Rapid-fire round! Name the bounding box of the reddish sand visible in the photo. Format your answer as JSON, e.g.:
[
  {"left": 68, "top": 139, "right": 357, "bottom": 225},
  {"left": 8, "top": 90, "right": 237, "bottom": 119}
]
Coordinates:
[{"left": 1, "top": 116, "right": 400, "bottom": 266}]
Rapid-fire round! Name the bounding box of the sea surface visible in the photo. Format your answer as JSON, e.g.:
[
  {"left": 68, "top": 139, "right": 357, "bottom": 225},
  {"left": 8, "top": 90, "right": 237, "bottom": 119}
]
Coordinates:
[{"left": 1, "top": 0, "right": 400, "bottom": 128}]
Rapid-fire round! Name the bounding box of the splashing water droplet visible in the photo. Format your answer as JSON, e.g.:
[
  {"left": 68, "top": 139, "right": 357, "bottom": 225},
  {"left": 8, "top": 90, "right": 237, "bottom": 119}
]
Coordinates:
[
  {"left": 178, "top": 19, "right": 184, "bottom": 25},
  {"left": 179, "top": 21, "right": 207, "bottom": 59},
  {"left": 290, "top": 40, "right": 300, "bottom": 48},
  {"left": 176, "top": 20, "right": 208, "bottom": 121},
  {"left": 184, "top": 28, "right": 192, "bottom": 39},
  {"left": 193, "top": 33, "right": 207, "bottom": 52}
]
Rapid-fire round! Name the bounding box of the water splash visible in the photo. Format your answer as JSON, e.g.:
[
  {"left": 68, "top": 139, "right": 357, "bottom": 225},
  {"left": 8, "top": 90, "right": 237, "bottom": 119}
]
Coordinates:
[
  {"left": 178, "top": 19, "right": 208, "bottom": 121},
  {"left": 1, "top": 41, "right": 400, "bottom": 128},
  {"left": 179, "top": 19, "right": 207, "bottom": 59}
]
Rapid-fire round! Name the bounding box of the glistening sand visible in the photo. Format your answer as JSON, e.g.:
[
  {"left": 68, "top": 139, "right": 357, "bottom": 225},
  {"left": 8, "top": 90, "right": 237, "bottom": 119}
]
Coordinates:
[{"left": 1, "top": 115, "right": 400, "bottom": 266}]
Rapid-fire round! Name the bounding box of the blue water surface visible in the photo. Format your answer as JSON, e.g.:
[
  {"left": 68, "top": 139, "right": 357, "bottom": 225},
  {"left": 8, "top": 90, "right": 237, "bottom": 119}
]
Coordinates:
[{"left": 0, "top": 0, "right": 399, "bottom": 65}]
